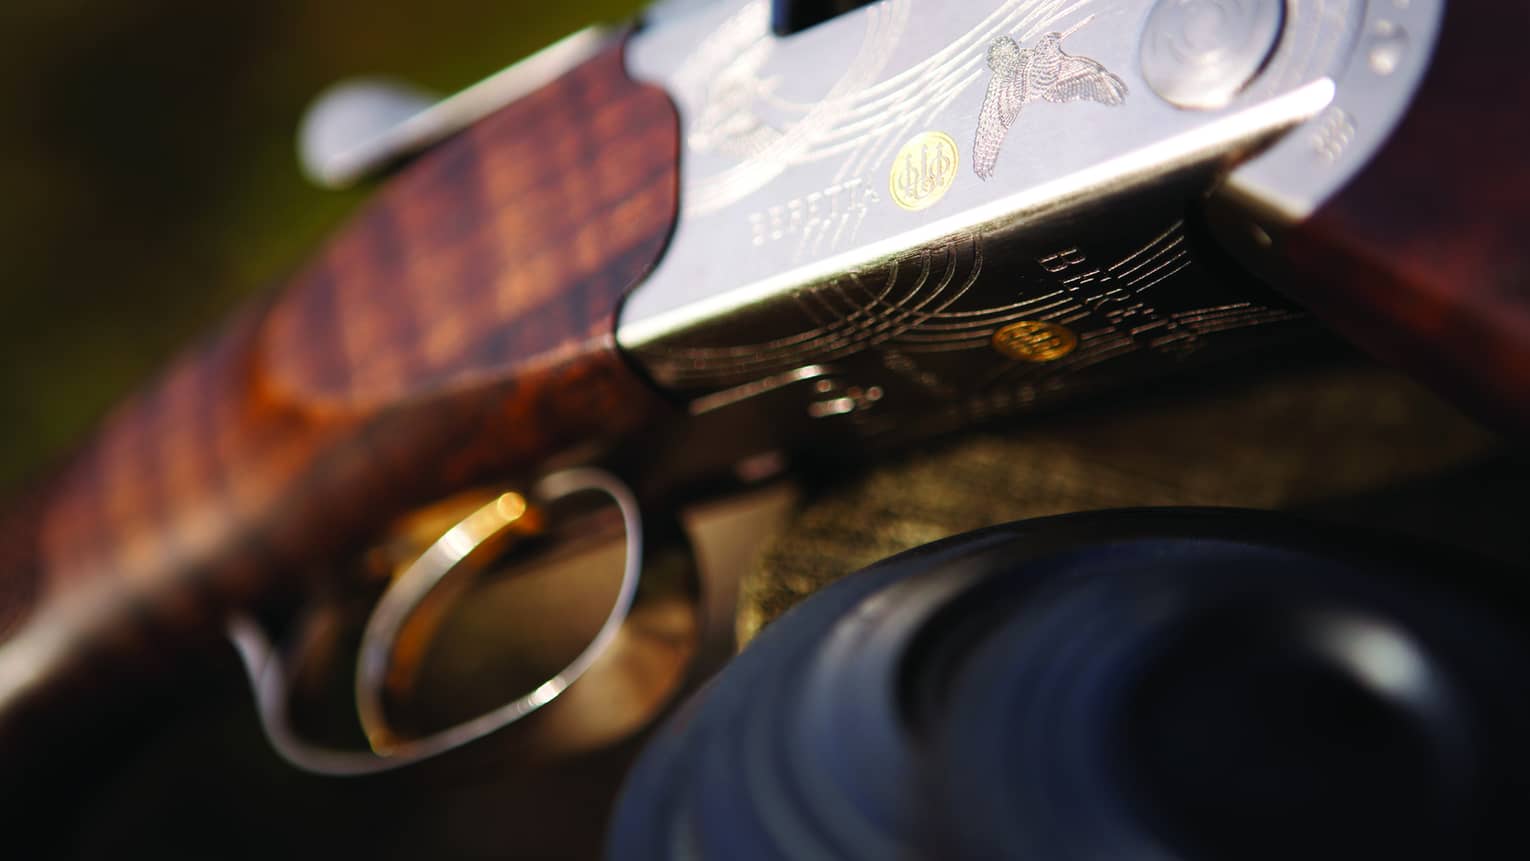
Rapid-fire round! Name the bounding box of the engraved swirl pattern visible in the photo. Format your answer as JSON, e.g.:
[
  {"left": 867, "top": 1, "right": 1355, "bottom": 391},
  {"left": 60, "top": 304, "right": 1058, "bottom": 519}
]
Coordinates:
[
  {"left": 669, "top": 0, "right": 1101, "bottom": 215},
  {"left": 646, "top": 221, "right": 1303, "bottom": 392}
]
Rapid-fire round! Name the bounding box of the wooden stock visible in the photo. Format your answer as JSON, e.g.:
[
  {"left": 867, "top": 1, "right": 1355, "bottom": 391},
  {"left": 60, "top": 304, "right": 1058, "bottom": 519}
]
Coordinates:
[
  {"left": 0, "top": 40, "right": 679, "bottom": 750},
  {"left": 1284, "top": 2, "right": 1530, "bottom": 432}
]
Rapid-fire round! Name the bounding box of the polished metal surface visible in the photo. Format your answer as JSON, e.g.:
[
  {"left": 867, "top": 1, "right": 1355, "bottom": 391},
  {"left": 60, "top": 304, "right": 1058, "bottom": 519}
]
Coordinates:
[
  {"left": 1219, "top": 0, "right": 1444, "bottom": 222},
  {"left": 617, "top": 0, "right": 1443, "bottom": 458},
  {"left": 1139, "top": 0, "right": 1286, "bottom": 110},
  {"left": 297, "top": 26, "right": 617, "bottom": 188},
  {"left": 625, "top": 176, "right": 1314, "bottom": 467},
  {"left": 618, "top": 0, "right": 1324, "bottom": 342},
  {"left": 298, "top": 78, "right": 439, "bottom": 188}
]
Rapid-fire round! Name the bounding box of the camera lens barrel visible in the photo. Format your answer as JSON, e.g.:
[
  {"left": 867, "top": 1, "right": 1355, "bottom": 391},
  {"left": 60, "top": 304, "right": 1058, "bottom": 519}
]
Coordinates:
[{"left": 608, "top": 509, "right": 1530, "bottom": 860}]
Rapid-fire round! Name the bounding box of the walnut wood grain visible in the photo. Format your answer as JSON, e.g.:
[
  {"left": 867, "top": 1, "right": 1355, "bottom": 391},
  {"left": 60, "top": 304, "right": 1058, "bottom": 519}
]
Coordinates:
[
  {"left": 0, "top": 39, "right": 679, "bottom": 753},
  {"left": 1283, "top": 3, "right": 1530, "bottom": 433}
]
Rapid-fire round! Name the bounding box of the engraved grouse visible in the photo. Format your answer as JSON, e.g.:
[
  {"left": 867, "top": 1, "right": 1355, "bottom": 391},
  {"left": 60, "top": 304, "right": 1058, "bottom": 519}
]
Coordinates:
[{"left": 973, "top": 20, "right": 1128, "bottom": 180}]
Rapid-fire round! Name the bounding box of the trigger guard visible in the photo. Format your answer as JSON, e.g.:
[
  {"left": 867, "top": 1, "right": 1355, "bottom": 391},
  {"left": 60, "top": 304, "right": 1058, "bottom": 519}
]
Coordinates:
[
  {"left": 354, "top": 467, "right": 645, "bottom": 761},
  {"left": 227, "top": 466, "right": 646, "bottom": 775}
]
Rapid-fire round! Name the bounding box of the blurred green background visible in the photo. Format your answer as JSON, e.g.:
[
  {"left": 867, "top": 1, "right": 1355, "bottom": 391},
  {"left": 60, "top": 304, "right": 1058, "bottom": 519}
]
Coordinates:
[{"left": 0, "top": 0, "right": 640, "bottom": 491}]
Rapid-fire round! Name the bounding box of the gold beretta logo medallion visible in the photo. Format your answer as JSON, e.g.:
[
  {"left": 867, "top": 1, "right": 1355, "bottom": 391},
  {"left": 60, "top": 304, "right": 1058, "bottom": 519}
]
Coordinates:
[
  {"left": 890, "top": 131, "right": 959, "bottom": 211},
  {"left": 992, "top": 320, "right": 1078, "bottom": 362}
]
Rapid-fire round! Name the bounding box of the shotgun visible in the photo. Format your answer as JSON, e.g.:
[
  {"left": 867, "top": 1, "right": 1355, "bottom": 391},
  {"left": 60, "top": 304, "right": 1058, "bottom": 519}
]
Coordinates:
[{"left": 1, "top": 0, "right": 1524, "bottom": 769}]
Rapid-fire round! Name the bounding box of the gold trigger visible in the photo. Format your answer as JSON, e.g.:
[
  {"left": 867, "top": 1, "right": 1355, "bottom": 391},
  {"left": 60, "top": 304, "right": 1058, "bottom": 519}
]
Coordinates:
[
  {"left": 376, "top": 491, "right": 547, "bottom": 714},
  {"left": 362, "top": 489, "right": 546, "bottom": 582}
]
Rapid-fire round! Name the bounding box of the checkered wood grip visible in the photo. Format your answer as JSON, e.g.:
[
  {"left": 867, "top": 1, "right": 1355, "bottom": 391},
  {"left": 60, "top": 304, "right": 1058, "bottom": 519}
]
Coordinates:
[{"left": 0, "top": 39, "right": 679, "bottom": 749}]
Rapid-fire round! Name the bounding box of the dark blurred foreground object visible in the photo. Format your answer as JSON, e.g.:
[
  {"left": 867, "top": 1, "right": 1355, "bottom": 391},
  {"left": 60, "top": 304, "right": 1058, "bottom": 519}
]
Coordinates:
[{"left": 610, "top": 509, "right": 1530, "bottom": 860}]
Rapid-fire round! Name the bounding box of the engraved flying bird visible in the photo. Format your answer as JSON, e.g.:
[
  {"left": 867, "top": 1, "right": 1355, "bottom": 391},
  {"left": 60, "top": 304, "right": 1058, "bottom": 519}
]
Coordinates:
[{"left": 973, "top": 17, "right": 1128, "bottom": 180}]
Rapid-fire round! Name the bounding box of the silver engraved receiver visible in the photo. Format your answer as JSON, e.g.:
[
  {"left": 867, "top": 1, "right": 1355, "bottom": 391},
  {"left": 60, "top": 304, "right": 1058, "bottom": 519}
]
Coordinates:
[{"left": 616, "top": 0, "right": 1443, "bottom": 469}]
